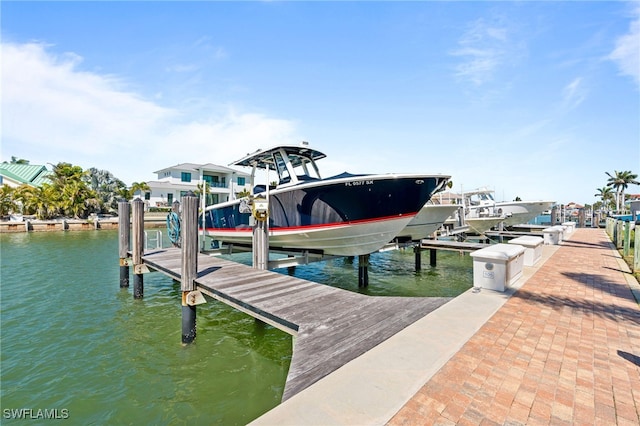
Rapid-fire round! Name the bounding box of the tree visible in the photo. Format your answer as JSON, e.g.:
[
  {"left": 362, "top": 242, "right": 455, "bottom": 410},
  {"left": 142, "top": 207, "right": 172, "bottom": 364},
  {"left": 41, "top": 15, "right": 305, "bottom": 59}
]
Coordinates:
[
  {"left": 606, "top": 170, "right": 639, "bottom": 212},
  {"left": 83, "top": 167, "right": 128, "bottom": 213},
  {"left": 14, "top": 184, "right": 59, "bottom": 219},
  {"left": 130, "top": 182, "right": 150, "bottom": 198},
  {"left": 0, "top": 185, "right": 16, "bottom": 216},
  {"left": 10, "top": 157, "right": 29, "bottom": 164},
  {"left": 48, "top": 162, "right": 94, "bottom": 218},
  {"left": 594, "top": 186, "right": 614, "bottom": 212}
]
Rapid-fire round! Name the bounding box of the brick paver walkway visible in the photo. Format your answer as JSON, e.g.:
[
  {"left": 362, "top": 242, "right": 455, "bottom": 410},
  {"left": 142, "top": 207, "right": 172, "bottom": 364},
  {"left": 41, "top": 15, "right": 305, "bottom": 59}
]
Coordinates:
[{"left": 388, "top": 228, "right": 640, "bottom": 425}]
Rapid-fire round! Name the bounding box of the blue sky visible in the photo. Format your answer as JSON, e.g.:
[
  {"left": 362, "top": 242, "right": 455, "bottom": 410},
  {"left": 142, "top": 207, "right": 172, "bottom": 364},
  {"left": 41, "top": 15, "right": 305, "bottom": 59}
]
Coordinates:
[{"left": 2, "top": 1, "right": 639, "bottom": 205}]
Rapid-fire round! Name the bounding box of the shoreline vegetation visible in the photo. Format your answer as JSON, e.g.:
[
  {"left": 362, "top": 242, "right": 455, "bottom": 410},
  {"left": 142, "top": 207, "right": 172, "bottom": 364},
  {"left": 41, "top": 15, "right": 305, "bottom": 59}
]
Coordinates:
[{"left": 0, "top": 212, "right": 167, "bottom": 233}]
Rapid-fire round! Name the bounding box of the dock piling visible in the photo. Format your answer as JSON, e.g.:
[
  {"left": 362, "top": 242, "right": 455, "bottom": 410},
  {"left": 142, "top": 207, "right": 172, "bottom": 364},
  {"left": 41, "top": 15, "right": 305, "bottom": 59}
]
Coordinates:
[
  {"left": 358, "top": 254, "right": 369, "bottom": 287},
  {"left": 118, "top": 200, "right": 131, "bottom": 288},
  {"left": 132, "top": 198, "right": 144, "bottom": 298},
  {"left": 181, "top": 192, "right": 199, "bottom": 344},
  {"left": 430, "top": 248, "right": 437, "bottom": 267},
  {"left": 414, "top": 244, "right": 422, "bottom": 271}
]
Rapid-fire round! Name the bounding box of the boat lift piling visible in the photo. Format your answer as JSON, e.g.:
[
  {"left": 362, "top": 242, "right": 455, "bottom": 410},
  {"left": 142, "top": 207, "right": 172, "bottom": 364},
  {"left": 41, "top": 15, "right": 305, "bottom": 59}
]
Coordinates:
[
  {"left": 131, "top": 198, "right": 145, "bottom": 299},
  {"left": 118, "top": 200, "right": 130, "bottom": 288},
  {"left": 414, "top": 245, "right": 422, "bottom": 271},
  {"left": 358, "top": 254, "right": 369, "bottom": 287}
]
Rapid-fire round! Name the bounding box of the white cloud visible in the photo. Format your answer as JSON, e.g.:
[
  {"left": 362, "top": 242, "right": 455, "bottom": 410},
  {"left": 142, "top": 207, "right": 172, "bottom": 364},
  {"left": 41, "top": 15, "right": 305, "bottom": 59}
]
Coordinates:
[
  {"left": 450, "top": 18, "right": 510, "bottom": 86},
  {"left": 609, "top": 5, "right": 640, "bottom": 88},
  {"left": 1, "top": 42, "right": 299, "bottom": 185},
  {"left": 562, "top": 77, "right": 587, "bottom": 110}
]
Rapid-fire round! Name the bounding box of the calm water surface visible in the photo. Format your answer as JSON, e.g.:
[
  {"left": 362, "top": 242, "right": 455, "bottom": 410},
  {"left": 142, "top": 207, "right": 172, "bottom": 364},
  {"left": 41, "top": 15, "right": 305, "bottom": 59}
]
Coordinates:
[{"left": 1, "top": 230, "right": 472, "bottom": 424}]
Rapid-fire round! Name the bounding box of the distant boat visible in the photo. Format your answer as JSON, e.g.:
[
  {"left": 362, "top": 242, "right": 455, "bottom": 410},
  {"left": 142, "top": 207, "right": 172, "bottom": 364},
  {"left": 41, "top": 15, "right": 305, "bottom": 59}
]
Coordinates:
[
  {"left": 454, "top": 188, "right": 555, "bottom": 228},
  {"left": 9, "top": 214, "right": 24, "bottom": 222},
  {"left": 436, "top": 190, "right": 505, "bottom": 235},
  {"left": 200, "top": 143, "right": 451, "bottom": 256}
]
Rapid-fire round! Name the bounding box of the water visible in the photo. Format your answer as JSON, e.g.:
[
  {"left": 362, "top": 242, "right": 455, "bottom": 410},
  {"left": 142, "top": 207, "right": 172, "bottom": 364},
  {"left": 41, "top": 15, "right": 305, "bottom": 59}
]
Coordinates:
[{"left": 1, "top": 230, "right": 472, "bottom": 424}]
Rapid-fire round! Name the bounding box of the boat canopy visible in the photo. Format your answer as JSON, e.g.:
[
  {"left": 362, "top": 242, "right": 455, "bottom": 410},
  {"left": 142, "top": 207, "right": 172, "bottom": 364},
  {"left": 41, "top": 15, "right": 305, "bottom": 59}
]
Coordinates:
[{"left": 230, "top": 143, "right": 326, "bottom": 171}]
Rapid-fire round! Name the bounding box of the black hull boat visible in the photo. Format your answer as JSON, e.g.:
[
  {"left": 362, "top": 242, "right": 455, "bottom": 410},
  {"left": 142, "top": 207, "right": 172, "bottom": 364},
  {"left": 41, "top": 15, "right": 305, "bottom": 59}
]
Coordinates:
[{"left": 200, "top": 143, "right": 450, "bottom": 256}]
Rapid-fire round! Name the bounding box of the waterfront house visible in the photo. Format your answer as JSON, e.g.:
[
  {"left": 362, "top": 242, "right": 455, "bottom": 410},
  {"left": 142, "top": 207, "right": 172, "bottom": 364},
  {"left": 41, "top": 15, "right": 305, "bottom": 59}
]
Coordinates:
[
  {"left": 139, "top": 163, "right": 251, "bottom": 209},
  {"left": 0, "top": 163, "right": 52, "bottom": 188}
]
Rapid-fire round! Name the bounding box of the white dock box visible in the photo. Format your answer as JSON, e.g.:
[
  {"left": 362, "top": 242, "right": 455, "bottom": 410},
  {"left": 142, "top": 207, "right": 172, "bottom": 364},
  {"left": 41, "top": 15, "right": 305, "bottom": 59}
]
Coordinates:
[
  {"left": 470, "top": 243, "right": 526, "bottom": 292},
  {"left": 562, "top": 222, "right": 575, "bottom": 235},
  {"left": 508, "top": 236, "right": 543, "bottom": 266},
  {"left": 543, "top": 226, "right": 563, "bottom": 245}
]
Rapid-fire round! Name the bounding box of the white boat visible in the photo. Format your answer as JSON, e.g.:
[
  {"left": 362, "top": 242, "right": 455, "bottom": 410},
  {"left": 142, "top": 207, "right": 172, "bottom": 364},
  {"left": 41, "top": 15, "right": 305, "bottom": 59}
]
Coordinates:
[
  {"left": 468, "top": 187, "right": 555, "bottom": 227},
  {"left": 397, "top": 203, "right": 461, "bottom": 241},
  {"left": 200, "top": 143, "right": 451, "bottom": 256},
  {"left": 436, "top": 190, "right": 505, "bottom": 235},
  {"left": 465, "top": 216, "right": 506, "bottom": 234}
]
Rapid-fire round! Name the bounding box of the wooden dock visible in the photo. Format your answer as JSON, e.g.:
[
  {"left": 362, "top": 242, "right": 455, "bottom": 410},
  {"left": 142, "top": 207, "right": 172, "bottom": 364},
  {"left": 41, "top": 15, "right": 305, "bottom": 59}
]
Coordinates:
[{"left": 141, "top": 248, "right": 452, "bottom": 401}]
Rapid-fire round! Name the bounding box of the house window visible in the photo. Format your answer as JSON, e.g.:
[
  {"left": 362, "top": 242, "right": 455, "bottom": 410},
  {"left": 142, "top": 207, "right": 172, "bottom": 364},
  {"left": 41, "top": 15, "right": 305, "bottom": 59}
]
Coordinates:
[
  {"left": 144, "top": 192, "right": 151, "bottom": 200},
  {"left": 237, "top": 177, "right": 246, "bottom": 186},
  {"left": 167, "top": 193, "right": 173, "bottom": 204},
  {"left": 181, "top": 172, "right": 191, "bottom": 182}
]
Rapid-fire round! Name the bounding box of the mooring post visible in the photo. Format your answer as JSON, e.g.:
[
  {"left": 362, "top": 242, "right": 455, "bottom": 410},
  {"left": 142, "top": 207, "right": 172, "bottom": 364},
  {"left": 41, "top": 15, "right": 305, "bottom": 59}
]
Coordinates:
[
  {"left": 623, "top": 220, "right": 631, "bottom": 257},
  {"left": 430, "top": 248, "right": 437, "bottom": 267},
  {"left": 131, "top": 198, "right": 145, "bottom": 298},
  {"left": 118, "top": 200, "right": 131, "bottom": 288},
  {"left": 634, "top": 226, "right": 640, "bottom": 273},
  {"left": 181, "top": 192, "right": 199, "bottom": 344},
  {"left": 414, "top": 244, "right": 422, "bottom": 271},
  {"left": 358, "top": 254, "right": 369, "bottom": 288},
  {"left": 616, "top": 220, "right": 624, "bottom": 249}
]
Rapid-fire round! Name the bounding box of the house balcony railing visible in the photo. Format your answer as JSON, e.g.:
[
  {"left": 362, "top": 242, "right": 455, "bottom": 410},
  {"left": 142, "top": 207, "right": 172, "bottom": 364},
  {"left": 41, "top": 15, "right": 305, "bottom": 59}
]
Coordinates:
[{"left": 207, "top": 182, "right": 228, "bottom": 188}]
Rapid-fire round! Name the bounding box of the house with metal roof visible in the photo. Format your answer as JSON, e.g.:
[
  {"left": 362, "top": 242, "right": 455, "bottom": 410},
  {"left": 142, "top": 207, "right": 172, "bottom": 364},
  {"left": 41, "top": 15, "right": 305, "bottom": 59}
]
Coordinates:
[
  {"left": 0, "top": 163, "right": 52, "bottom": 188},
  {"left": 141, "top": 163, "right": 251, "bottom": 208}
]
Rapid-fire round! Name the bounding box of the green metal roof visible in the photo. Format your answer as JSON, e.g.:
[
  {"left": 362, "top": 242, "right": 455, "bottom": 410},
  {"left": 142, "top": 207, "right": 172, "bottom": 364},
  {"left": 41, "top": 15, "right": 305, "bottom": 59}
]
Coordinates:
[{"left": 0, "top": 163, "right": 52, "bottom": 186}]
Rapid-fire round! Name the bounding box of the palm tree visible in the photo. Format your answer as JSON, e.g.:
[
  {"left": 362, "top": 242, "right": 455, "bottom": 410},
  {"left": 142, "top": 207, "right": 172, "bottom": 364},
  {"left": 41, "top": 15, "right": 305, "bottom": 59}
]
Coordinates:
[
  {"left": 15, "top": 184, "right": 59, "bottom": 219},
  {"left": 130, "top": 182, "right": 150, "bottom": 199},
  {"left": 49, "top": 162, "right": 94, "bottom": 218},
  {"left": 10, "top": 157, "right": 29, "bottom": 164},
  {"left": 0, "top": 185, "right": 17, "bottom": 216},
  {"left": 594, "top": 186, "right": 614, "bottom": 212},
  {"left": 606, "top": 170, "right": 639, "bottom": 213}
]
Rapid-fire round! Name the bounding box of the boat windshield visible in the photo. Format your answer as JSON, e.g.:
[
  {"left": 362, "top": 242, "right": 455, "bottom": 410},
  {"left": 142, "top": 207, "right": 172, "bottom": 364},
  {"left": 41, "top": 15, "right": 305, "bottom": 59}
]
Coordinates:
[{"left": 478, "top": 192, "right": 495, "bottom": 202}]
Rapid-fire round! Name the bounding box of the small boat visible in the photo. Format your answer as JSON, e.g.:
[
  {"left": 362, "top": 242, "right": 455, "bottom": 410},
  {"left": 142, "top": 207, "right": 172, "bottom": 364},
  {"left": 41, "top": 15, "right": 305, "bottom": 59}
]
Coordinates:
[{"left": 200, "top": 143, "right": 451, "bottom": 256}]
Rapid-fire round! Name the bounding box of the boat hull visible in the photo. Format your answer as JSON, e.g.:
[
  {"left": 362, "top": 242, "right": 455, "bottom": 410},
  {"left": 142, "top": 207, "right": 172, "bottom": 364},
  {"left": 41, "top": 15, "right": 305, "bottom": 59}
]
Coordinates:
[
  {"left": 398, "top": 204, "right": 461, "bottom": 240},
  {"left": 496, "top": 201, "right": 555, "bottom": 226},
  {"left": 466, "top": 216, "right": 506, "bottom": 235},
  {"left": 201, "top": 174, "right": 448, "bottom": 256}
]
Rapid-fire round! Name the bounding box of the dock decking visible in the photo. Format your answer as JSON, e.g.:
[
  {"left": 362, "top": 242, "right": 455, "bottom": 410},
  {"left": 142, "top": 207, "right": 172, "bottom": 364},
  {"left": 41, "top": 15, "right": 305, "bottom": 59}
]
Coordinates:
[{"left": 141, "top": 248, "right": 452, "bottom": 400}]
